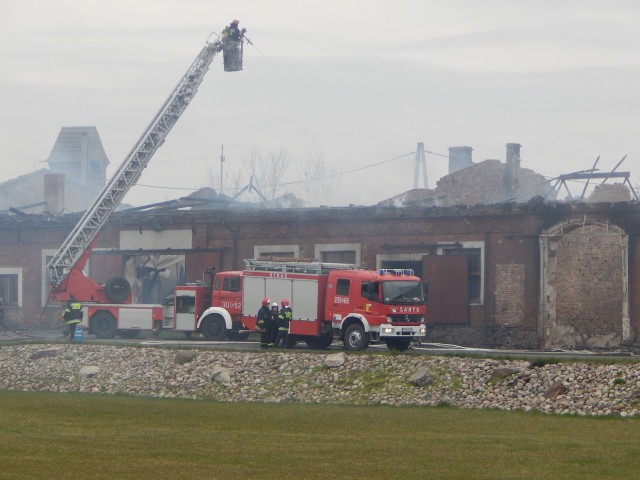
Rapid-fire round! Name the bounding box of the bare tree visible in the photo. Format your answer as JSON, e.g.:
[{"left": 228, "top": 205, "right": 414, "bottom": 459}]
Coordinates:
[
  {"left": 224, "top": 168, "right": 247, "bottom": 199},
  {"left": 296, "top": 151, "right": 339, "bottom": 206},
  {"left": 245, "top": 145, "right": 291, "bottom": 199}
]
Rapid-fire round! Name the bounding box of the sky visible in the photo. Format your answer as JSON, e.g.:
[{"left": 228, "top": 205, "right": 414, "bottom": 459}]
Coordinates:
[{"left": 0, "top": 0, "right": 638, "bottom": 207}]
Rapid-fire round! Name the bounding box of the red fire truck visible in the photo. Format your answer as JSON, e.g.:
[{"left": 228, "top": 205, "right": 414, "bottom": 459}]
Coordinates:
[
  {"left": 153, "top": 258, "right": 426, "bottom": 350},
  {"left": 237, "top": 259, "right": 427, "bottom": 351}
]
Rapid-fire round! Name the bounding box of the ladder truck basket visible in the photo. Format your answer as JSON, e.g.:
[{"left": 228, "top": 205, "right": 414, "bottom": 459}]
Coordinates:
[{"left": 223, "top": 39, "right": 243, "bottom": 72}]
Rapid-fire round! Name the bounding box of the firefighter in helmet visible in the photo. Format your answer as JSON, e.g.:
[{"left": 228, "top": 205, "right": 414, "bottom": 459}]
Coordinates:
[
  {"left": 228, "top": 19, "right": 245, "bottom": 41},
  {"left": 221, "top": 19, "right": 246, "bottom": 71},
  {"left": 256, "top": 297, "right": 272, "bottom": 348},
  {"left": 269, "top": 302, "right": 280, "bottom": 346},
  {"left": 62, "top": 294, "right": 83, "bottom": 342},
  {"left": 274, "top": 299, "right": 292, "bottom": 348}
]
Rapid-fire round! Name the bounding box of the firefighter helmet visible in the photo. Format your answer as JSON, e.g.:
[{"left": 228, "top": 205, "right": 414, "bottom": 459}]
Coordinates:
[
  {"left": 262, "top": 297, "right": 270, "bottom": 307},
  {"left": 280, "top": 299, "right": 289, "bottom": 307}
]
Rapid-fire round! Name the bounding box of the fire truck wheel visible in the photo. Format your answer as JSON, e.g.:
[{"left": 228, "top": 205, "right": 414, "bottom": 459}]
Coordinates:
[
  {"left": 104, "top": 276, "right": 131, "bottom": 303},
  {"left": 91, "top": 311, "right": 117, "bottom": 339},
  {"left": 227, "top": 331, "right": 250, "bottom": 341},
  {"left": 385, "top": 338, "right": 411, "bottom": 352},
  {"left": 201, "top": 316, "right": 227, "bottom": 341},
  {"left": 343, "top": 323, "right": 369, "bottom": 351},
  {"left": 117, "top": 330, "right": 140, "bottom": 339}
]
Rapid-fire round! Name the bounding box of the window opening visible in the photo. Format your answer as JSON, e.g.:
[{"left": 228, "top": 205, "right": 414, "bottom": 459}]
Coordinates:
[
  {"left": 336, "top": 279, "right": 350, "bottom": 296},
  {"left": 321, "top": 251, "right": 356, "bottom": 264},
  {"left": 0, "top": 274, "right": 19, "bottom": 305},
  {"left": 222, "top": 276, "right": 240, "bottom": 292}
]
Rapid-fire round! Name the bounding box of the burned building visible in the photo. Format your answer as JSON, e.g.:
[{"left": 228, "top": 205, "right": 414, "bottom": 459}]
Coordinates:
[{"left": 1, "top": 197, "right": 639, "bottom": 352}]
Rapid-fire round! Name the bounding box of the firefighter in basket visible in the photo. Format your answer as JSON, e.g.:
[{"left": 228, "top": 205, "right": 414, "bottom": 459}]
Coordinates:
[{"left": 221, "top": 19, "right": 246, "bottom": 71}]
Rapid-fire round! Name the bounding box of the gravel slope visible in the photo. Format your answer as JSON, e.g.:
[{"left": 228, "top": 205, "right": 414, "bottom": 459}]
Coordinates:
[{"left": 1, "top": 344, "right": 639, "bottom": 417}]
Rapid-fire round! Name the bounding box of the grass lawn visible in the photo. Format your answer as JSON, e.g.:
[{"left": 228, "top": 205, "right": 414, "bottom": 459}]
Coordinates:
[{"left": 0, "top": 390, "right": 638, "bottom": 479}]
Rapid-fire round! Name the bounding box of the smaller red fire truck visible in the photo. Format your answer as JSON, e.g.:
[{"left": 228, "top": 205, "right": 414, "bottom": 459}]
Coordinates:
[{"left": 238, "top": 259, "right": 427, "bottom": 351}]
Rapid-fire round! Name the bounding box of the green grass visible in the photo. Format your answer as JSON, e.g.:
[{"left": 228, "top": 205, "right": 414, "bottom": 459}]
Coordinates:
[{"left": 1, "top": 390, "right": 639, "bottom": 480}]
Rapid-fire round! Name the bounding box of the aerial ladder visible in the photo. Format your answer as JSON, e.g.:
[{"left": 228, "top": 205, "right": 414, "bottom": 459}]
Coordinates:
[{"left": 48, "top": 26, "right": 245, "bottom": 304}]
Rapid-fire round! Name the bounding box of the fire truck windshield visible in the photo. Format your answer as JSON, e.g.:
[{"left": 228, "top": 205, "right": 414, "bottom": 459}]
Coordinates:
[{"left": 382, "top": 281, "right": 424, "bottom": 305}]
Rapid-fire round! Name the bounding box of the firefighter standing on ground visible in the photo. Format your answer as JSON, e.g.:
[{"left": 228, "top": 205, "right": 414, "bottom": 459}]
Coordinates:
[
  {"left": 274, "top": 299, "right": 292, "bottom": 348},
  {"left": 256, "top": 297, "right": 273, "bottom": 348},
  {"left": 62, "top": 294, "right": 83, "bottom": 342},
  {"left": 269, "top": 302, "right": 280, "bottom": 346}
]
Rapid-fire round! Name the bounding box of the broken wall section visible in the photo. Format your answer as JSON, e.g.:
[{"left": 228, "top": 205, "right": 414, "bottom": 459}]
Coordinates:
[{"left": 540, "top": 220, "right": 630, "bottom": 349}]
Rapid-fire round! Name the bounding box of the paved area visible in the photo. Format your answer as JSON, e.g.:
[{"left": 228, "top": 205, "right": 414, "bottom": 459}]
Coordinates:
[{"left": 1, "top": 326, "right": 636, "bottom": 360}]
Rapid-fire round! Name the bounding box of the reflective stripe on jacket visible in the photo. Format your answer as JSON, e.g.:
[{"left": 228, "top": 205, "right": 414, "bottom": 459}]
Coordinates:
[{"left": 63, "top": 302, "right": 83, "bottom": 323}]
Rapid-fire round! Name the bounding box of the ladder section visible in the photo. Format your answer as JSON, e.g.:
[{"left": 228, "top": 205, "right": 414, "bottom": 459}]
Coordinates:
[
  {"left": 244, "top": 259, "right": 359, "bottom": 275},
  {"left": 48, "top": 39, "right": 223, "bottom": 285}
]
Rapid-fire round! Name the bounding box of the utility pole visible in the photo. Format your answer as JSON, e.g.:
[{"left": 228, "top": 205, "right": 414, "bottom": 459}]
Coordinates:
[
  {"left": 220, "top": 144, "right": 225, "bottom": 193},
  {"left": 413, "top": 142, "right": 428, "bottom": 189}
]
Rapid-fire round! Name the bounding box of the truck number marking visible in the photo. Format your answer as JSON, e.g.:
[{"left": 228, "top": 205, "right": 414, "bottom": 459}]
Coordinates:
[
  {"left": 333, "top": 296, "right": 350, "bottom": 305},
  {"left": 222, "top": 301, "right": 242, "bottom": 309}
]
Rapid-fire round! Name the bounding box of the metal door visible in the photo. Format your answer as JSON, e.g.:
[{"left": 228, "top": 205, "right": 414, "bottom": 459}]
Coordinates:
[{"left": 422, "top": 255, "right": 468, "bottom": 324}]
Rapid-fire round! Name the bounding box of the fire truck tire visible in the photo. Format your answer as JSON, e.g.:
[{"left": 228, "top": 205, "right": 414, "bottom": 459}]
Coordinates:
[
  {"left": 227, "top": 330, "right": 250, "bottom": 341},
  {"left": 117, "top": 330, "right": 140, "bottom": 339},
  {"left": 343, "top": 323, "right": 369, "bottom": 351},
  {"left": 385, "top": 338, "right": 411, "bottom": 352},
  {"left": 305, "top": 334, "right": 333, "bottom": 350},
  {"left": 91, "top": 311, "right": 117, "bottom": 339},
  {"left": 104, "top": 276, "right": 131, "bottom": 303},
  {"left": 201, "top": 316, "right": 227, "bottom": 341}
]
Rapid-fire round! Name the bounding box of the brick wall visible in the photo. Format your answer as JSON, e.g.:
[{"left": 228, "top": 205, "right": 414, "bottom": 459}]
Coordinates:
[
  {"left": 434, "top": 161, "right": 549, "bottom": 206},
  {"left": 495, "top": 263, "right": 525, "bottom": 326},
  {"left": 588, "top": 183, "right": 632, "bottom": 203},
  {"left": 630, "top": 237, "right": 640, "bottom": 344},
  {"left": 2, "top": 202, "right": 639, "bottom": 351},
  {"left": 555, "top": 226, "right": 623, "bottom": 336},
  {"left": 541, "top": 220, "right": 629, "bottom": 349}
]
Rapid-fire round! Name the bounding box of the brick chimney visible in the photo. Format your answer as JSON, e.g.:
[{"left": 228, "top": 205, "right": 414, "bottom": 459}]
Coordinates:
[
  {"left": 44, "top": 173, "right": 65, "bottom": 215},
  {"left": 504, "top": 143, "right": 521, "bottom": 199},
  {"left": 448, "top": 146, "right": 473, "bottom": 174}
]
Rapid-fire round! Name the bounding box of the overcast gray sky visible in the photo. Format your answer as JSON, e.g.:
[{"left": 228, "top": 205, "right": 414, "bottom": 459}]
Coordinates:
[{"left": 1, "top": 0, "right": 638, "bottom": 207}]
